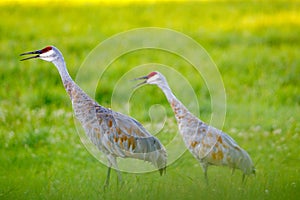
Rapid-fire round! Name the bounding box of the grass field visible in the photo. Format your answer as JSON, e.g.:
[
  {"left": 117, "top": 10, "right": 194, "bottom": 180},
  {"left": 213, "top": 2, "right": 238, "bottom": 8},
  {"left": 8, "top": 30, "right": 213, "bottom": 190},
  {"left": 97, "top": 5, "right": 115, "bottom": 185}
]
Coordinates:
[{"left": 0, "top": 0, "right": 300, "bottom": 199}]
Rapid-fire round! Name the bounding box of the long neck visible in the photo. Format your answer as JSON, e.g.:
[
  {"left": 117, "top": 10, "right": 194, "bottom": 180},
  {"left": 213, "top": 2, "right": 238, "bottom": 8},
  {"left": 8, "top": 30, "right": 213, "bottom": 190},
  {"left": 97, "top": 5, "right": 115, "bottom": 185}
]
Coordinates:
[
  {"left": 52, "top": 55, "right": 105, "bottom": 133},
  {"left": 52, "top": 58, "right": 89, "bottom": 101},
  {"left": 53, "top": 58, "right": 70, "bottom": 81},
  {"left": 158, "top": 83, "right": 191, "bottom": 122}
]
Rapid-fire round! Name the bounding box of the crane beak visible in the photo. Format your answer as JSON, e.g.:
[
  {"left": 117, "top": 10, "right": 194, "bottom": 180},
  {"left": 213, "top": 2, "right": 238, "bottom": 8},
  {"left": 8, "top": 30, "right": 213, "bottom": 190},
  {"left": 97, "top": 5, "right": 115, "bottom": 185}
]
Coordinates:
[
  {"left": 132, "top": 75, "right": 148, "bottom": 88},
  {"left": 20, "top": 49, "right": 42, "bottom": 61}
]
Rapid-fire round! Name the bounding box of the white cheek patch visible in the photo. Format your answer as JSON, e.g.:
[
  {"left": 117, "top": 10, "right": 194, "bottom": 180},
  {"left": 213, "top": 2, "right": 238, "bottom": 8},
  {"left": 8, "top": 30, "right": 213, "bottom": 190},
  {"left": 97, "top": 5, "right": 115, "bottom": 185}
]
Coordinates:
[
  {"left": 41, "top": 49, "right": 55, "bottom": 58},
  {"left": 147, "top": 74, "right": 159, "bottom": 83}
]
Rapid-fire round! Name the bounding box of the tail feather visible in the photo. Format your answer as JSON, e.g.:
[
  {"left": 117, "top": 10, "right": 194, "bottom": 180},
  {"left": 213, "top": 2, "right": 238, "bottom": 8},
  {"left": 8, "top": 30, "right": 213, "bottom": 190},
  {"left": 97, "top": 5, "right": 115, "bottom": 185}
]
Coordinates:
[
  {"left": 237, "top": 149, "right": 255, "bottom": 175},
  {"left": 159, "top": 165, "right": 167, "bottom": 176},
  {"left": 134, "top": 136, "right": 167, "bottom": 174}
]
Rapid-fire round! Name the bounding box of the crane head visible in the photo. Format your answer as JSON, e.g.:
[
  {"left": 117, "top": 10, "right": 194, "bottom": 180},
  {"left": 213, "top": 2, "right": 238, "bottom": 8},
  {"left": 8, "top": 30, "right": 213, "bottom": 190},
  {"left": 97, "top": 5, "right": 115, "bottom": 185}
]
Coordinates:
[
  {"left": 134, "top": 71, "right": 166, "bottom": 87},
  {"left": 20, "top": 46, "right": 58, "bottom": 62}
]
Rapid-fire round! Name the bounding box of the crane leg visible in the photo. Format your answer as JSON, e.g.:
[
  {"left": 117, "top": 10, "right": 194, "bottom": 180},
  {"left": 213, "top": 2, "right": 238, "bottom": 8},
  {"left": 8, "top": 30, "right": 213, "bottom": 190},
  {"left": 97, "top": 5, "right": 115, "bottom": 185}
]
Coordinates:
[
  {"left": 105, "top": 155, "right": 123, "bottom": 187},
  {"left": 242, "top": 173, "right": 246, "bottom": 183},
  {"left": 115, "top": 169, "right": 123, "bottom": 186},
  {"left": 204, "top": 169, "right": 208, "bottom": 185},
  {"left": 201, "top": 163, "right": 209, "bottom": 185},
  {"left": 231, "top": 168, "right": 235, "bottom": 176},
  {"left": 103, "top": 167, "right": 111, "bottom": 189}
]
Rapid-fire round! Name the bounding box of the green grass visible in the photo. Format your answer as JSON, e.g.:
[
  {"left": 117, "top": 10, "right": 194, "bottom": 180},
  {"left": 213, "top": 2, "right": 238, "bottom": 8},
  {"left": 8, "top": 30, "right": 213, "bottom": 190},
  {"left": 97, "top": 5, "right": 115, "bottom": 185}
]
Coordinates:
[{"left": 0, "top": 0, "right": 300, "bottom": 199}]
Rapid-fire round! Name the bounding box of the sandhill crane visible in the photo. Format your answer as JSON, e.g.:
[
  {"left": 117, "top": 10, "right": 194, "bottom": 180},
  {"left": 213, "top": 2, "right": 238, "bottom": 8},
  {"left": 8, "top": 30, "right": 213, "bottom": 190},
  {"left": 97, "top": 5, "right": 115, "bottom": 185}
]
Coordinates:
[
  {"left": 135, "top": 71, "right": 255, "bottom": 182},
  {"left": 20, "top": 46, "right": 167, "bottom": 187}
]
